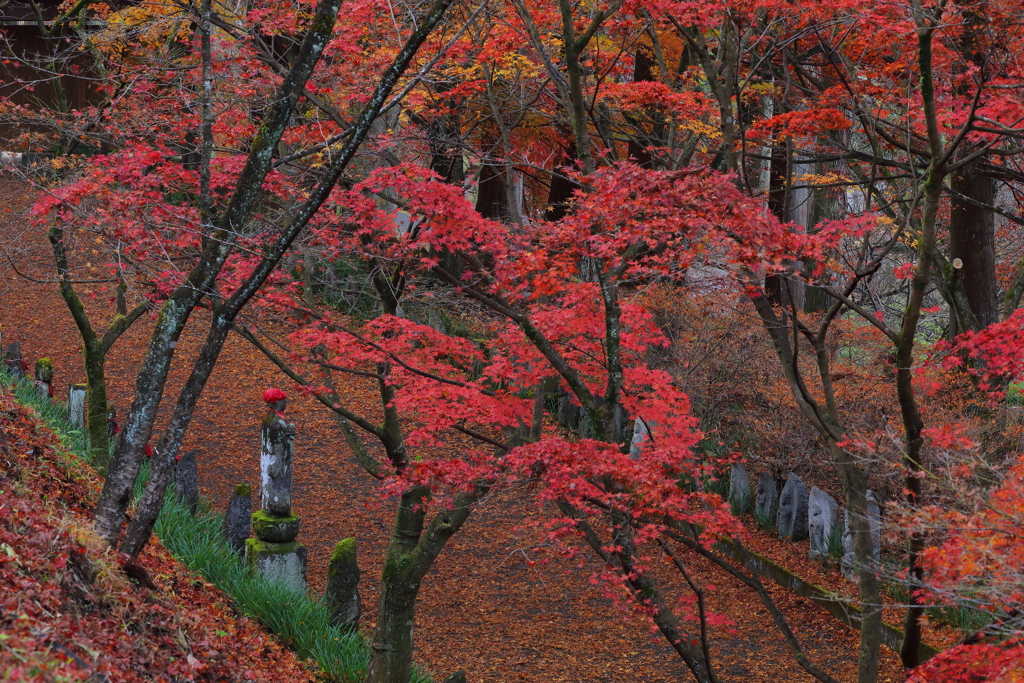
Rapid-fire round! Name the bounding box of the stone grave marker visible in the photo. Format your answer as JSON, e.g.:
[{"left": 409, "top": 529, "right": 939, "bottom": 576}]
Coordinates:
[
  {"left": 808, "top": 486, "right": 840, "bottom": 559},
  {"left": 628, "top": 417, "right": 651, "bottom": 459},
  {"left": 174, "top": 449, "right": 199, "bottom": 515},
  {"left": 777, "top": 473, "right": 809, "bottom": 541},
  {"left": 755, "top": 472, "right": 777, "bottom": 522},
  {"left": 67, "top": 383, "right": 87, "bottom": 429},
  {"left": 223, "top": 484, "right": 252, "bottom": 554},
  {"left": 728, "top": 463, "right": 751, "bottom": 512},
  {"left": 325, "top": 538, "right": 361, "bottom": 629}
]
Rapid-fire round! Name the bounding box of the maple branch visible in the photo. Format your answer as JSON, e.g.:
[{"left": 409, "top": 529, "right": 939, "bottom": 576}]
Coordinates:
[
  {"left": 335, "top": 326, "right": 496, "bottom": 397},
  {"left": 100, "top": 302, "right": 150, "bottom": 355},
  {"left": 431, "top": 264, "right": 599, "bottom": 413},
  {"left": 556, "top": 501, "right": 718, "bottom": 682},
  {"left": 660, "top": 526, "right": 841, "bottom": 683},
  {"left": 452, "top": 424, "right": 509, "bottom": 453},
  {"left": 230, "top": 324, "right": 386, "bottom": 441},
  {"left": 656, "top": 538, "right": 716, "bottom": 681},
  {"left": 507, "top": 0, "right": 569, "bottom": 98}
]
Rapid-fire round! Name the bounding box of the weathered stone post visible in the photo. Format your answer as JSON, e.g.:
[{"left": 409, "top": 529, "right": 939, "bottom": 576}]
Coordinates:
[
  {"left": 628, "top": 417, "right": 651, "bottom": 459},
  {"left": 777, "top": 473, "right": 809, "bottom": 541},
  {"left": 325, "top": 538, "right": 361, "bottom": 629},
  {"left": 755, "top": 472, "right": 777, "bottom": 523},
  {"left": 107, "top": 404, "right": 118, "bottom": 441},
  {"left": 174, "top": 449, "right": 199, "bottom": 515},
  {"left": 245, "top": 388, "right": 307, "bottom": 591},
  {"left": 728, "top": 462, "right": 750, "bottom": 512},
  {"left": 807, "top": 486, "right": 840, "bottom": 559},
  {"left": 34, "top": 358, "right": 53, "bottom": 401},
  {"left": 223, "top": 484, "right": 252, "bottom": 555},
  {"left": 67, "top": 383, "right": 87, "bottom": 429},
  {"left": 3, "top": 342, "right": 25, "bottom": 379}
]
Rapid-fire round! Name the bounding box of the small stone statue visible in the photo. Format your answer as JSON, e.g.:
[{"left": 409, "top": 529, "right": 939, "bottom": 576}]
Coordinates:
[
  {"left": 223, "top": 483, "right": 252, "bottom": 554},
  {"left": 325, "top": 538, "right": 361, "bottom": 629},
  {"left": 777, "top": 473, "right": 809, "bottom": 541},
  {"left": 3, "top": 342, "right": 25, "bottom": 379},
  {"left": 755, "top": 472, "right": 777, "bottom": 521},
  {"left": 34, "top": 358, "right": 53, "bottom": 401},
  {"left": 628, "top": 417, "right": 652, "bottom": 459},
  {"left": 728, "top": 462, "right": 750, "bottom": 512},
  {"left": 808, "top": 486, "right": 839, "bottom": 559}
]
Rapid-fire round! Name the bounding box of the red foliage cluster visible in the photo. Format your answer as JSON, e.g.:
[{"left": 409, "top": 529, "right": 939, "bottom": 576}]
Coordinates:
[
  {"left": 906, "top": 642, "right": 1024, "bottom": 683},
  {"left": 0, "top": 388, "right": 313, "bottom": 683}
]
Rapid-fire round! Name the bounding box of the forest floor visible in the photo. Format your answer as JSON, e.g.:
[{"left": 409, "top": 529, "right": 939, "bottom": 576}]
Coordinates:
[{"left": 0, "top": 176, "right": 952, "bottom": 682}]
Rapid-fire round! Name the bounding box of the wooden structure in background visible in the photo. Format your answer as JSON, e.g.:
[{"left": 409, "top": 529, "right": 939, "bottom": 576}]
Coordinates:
[{"left": 0, "top": 0, "right": 99, "bottom": 149}]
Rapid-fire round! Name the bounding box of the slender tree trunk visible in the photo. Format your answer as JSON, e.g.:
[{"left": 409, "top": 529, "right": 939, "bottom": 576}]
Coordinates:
[
  {"left": 365, "top": 564, "right": 423, "bottom": 683},
  {"left": 119, "top": 319, "right": 231, "bottom": 556},
  {"left": 83, "top": 342, "right": 111, "bottom": 471}
]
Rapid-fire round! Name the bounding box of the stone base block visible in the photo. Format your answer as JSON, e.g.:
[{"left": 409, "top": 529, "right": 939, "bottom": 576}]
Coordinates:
[
  {"left": 245, "top": 538, "right": 307, "bottom": 592},
  {"left": 252, "top": 510, "right": 301, "bottom": 543}
]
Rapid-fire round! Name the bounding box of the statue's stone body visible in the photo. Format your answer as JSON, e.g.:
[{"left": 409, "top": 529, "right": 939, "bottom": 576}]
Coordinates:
[
  {"left": 260, "top": 403, "right": 296, "bottom": 516},
  {"left": 808, "top": 486, "right": 840, "bottom": 559},
  {"left": 777, "top": 473, "right": 809, "bottom": 541}
]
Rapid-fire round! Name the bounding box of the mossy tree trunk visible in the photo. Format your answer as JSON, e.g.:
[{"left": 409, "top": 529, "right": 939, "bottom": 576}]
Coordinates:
[{"left": 49, "top": 227, "right": 147, "bottom": 473}]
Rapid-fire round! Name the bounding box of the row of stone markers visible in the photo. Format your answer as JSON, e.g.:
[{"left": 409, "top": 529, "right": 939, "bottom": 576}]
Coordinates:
[
  {"left": 626, "top": 416, "right": 880, "bottom": 582},
  {"left": 220, "top": 388, "right": 362, "bottom": 629},
  {"left": 2, "top": 337, "right": 363, "bottom": 628},
  {"left": 729, "top": 462, "right": 880, "bottom": 579}
]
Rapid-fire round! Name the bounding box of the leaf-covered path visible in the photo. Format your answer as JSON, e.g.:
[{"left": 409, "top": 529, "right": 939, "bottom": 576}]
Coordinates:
[{"left": 1, "top": 177, "right": 907, "bottom": 682}]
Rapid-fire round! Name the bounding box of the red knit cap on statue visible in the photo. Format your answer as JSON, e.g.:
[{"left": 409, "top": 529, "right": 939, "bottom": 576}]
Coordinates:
[{"left": 263, "top": 388, "right": 287, "bottom": 403}]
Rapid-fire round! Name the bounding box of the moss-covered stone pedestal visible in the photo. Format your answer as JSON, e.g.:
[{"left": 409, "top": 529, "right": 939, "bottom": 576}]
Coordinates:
[{"left": 245, "top": 510, "right": 307, "bottom": 592}]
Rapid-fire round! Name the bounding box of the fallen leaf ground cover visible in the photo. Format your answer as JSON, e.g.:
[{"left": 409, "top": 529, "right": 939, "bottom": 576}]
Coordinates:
[{"left": 1, "top": 176, "right": 914, "bottom": 681}]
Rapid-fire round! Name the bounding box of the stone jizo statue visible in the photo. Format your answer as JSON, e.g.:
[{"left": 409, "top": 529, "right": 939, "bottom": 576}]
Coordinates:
[{"left": 260, "top": 387, "right": 296, "bottom": 517}]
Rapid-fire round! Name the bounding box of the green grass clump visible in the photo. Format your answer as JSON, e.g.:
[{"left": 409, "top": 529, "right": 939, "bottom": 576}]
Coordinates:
[
  {"left": 825, "top": 520, "right": 845, "bottom": 561},
  {"left": 752, "top": 507, "right": 775, "bottom": 532},
  {"left": 2, "top": 369, "right": 432, "bottom": 683}
]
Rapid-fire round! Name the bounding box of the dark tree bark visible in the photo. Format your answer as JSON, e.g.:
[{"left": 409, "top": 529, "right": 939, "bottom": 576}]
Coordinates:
[
  {"left": 949, "top": 163, "right": 998, "bottom": 332},
  {"left": 474, "top": 155, "right": 509, "bottom": 220},
  {"left": 544, "top": 136, "right": 579, "bottom": 222}
]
